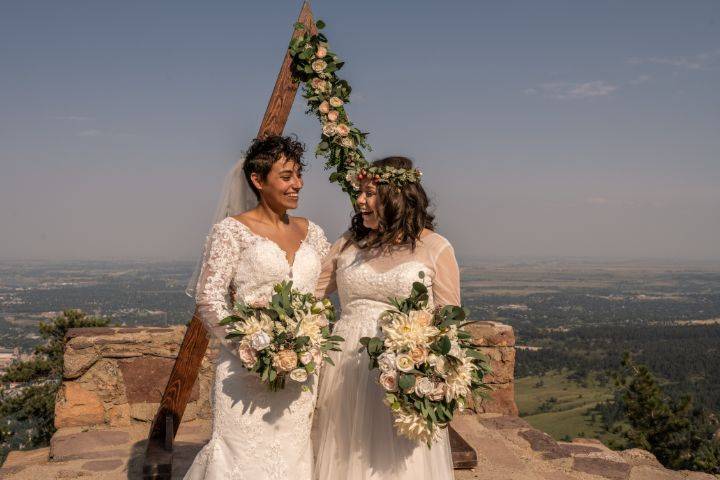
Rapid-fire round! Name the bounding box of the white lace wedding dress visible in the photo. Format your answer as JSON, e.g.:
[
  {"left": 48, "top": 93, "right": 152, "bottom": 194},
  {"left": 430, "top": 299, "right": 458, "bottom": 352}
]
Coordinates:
[
  {"left": 313, "top": 232, "right": 459, "bottom": 480},
  {"left": 183, "top": 216, "right": 330, "bottom": 480}
]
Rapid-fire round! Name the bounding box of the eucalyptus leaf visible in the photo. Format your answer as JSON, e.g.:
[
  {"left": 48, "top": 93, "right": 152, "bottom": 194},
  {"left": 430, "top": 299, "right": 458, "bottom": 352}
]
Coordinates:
[{"left": 398, "top": 374, "right": 416, "bottom": 390}]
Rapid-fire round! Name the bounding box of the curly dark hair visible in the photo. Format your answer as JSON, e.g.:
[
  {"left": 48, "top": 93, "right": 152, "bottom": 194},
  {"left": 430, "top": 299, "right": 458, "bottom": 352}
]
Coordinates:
[
  {"left": 243, "top": 135, "right": 306, "bottom": 200},
  {"left": 349, "top": 156, "right": 435, "bottom": 250}
]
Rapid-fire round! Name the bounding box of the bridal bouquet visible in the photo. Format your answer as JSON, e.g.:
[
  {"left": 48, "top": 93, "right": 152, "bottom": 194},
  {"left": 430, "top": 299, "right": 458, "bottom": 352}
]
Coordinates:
[
  {"left": 220, "top": 281, "right": 343, "bottom": 391},
  {"left": 360, "top": 274, "right": 491, "bottom": 445}
]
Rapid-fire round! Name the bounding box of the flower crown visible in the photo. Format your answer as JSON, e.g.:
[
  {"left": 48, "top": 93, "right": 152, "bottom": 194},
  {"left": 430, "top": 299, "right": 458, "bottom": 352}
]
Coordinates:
[
  {"left": 290, "top": 20, "right": 423, "bottom": 197},
  {"left": 345, "top": 163, "right": 423, "bottom": 191}
]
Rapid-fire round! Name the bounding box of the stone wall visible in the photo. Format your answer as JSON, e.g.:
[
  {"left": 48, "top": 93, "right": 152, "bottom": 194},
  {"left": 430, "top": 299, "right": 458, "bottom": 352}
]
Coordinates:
[
  {"left": 55, "top": 321, "right": 517, "bottom": 429},
  {"left": 466, "top": 321, "right": 518, "bottom": 416},
  {"left": 7, "top": 323, "right": 716, "bottom": 479},
  {"left": 55, "top": 326, "right": 216, "bottom": 429}
]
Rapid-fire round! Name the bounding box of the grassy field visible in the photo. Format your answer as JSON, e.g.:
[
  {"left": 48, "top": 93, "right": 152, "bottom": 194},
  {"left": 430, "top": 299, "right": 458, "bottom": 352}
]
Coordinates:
[{"left": 515, "top": 371, "right": 624, "bottom": 445}]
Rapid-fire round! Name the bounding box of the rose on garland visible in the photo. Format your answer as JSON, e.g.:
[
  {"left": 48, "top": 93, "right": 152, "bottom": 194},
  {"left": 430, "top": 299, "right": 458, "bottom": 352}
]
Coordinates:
[{"left": 288, "top": 19, "right": 372, "bottom": 197}]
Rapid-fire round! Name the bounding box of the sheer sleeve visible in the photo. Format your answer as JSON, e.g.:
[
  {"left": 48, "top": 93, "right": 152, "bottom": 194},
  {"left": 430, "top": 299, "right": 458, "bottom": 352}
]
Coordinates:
[
  {"left": 431, "top": 241, "right": 461, "bottom": 307},
  {"left": 194, "top": 221, "right": 240, "bottom": 351},
  {"left": 315, "top": 234, "right": 348, "bottom": 298}
]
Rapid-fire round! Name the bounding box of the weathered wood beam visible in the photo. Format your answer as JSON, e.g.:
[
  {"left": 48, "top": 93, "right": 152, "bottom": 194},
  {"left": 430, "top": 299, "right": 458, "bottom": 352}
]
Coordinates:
[{"left": 258, "top": 3, "right": 317, "bottom": 137}]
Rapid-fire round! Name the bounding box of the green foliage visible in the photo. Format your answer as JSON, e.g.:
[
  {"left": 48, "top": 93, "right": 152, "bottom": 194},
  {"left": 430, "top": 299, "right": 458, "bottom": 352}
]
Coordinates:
[
  {"left": 614, "top": 352, "right": 720, "bottom": 474},
  {"left": 0, "top": 310, "right": 108, "bottom": 465},
  {"left": 287, "top": 18, "right": 372, "bottom": 197},
  {"left": 221, "top": 281, "right": 341, "bottom": 391}
]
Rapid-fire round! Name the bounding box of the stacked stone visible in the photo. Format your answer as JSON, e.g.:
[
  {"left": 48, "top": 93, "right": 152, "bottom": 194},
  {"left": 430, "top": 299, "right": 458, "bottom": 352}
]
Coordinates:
[
  {"left": 55, "top": 326, "right": 215, "bottom": 429},
  {"left": 464, "top": 321, "right": 518, "bottom": 416}
]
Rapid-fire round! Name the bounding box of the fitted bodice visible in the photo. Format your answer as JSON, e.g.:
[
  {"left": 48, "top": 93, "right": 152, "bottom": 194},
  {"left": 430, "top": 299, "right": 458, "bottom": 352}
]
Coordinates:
[
  {"left": 185, "top": 216, "right": 330, "bottom": 480},
  {"left": 317, "top": 232, "right": 461, "bottom": 334},
  {"left": 194, "top": 216, "right": 330, "bottom": 347},
  {"left": 337, "top": 252, "right": 431, "bottom": 314}
]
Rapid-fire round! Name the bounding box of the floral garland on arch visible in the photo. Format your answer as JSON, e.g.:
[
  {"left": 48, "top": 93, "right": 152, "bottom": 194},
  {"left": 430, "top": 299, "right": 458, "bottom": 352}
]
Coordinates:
[{"left": 288, "top": 20, "right": 372, "bottom": 197}]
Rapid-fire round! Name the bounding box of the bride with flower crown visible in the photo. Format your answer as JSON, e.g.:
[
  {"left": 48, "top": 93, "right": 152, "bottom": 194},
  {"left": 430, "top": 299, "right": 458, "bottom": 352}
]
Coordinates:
[
  {"left": 313, "top": 156, "right": 458, "bottom": 480},
  {"left": 183, "top": 135, "right": 330, "bottom": 480}
]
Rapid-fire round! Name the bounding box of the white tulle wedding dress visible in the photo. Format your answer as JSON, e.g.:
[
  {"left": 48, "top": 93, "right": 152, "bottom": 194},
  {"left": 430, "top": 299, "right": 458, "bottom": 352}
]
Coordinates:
[
  {"left": 183, "top": 216, "right": 330, "bottom": 480},
  {"left": 313, "top": 231, "right": 459, "bottom": 480}
]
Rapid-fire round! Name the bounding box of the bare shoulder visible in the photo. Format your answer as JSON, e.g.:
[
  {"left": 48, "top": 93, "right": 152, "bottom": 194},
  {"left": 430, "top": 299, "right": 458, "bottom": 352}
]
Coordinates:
[
  {"left": 290, "top": 216, "right": 310, "bottom": 232},
  {"left": 230, "top": 211, "right": 255, "bottom": 226}
]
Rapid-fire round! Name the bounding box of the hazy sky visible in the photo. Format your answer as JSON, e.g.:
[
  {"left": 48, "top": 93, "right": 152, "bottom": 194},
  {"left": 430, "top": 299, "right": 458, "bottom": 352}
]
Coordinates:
[{"left": 1, "top": 0, "right": 719, "bottom": 261}]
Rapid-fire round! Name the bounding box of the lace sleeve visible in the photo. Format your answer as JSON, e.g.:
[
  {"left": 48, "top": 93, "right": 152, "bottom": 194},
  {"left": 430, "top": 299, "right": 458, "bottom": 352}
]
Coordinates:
[
  {"left": 431, "top": 241, "right": 461, "bottom": 307},
  {"left": 308, "top": 221, "right": 331, "bottom": 259},
  {"left": 314, "top": 234, "right": 348, "bottom": 298},
  {"left": 195, "top": 221, "right": 240, "bottom": 351}
]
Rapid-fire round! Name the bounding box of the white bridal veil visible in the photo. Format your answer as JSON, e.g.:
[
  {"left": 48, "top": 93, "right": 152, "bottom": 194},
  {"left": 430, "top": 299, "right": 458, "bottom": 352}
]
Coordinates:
[{"left": 185, "top": 157, "right": 256, "bottom": 298}]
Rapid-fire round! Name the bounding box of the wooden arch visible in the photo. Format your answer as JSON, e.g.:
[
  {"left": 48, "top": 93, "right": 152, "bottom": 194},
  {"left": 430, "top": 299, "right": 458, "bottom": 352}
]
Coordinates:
[{"left": 142, "top": 4, "right": 475, "bottom": 478}]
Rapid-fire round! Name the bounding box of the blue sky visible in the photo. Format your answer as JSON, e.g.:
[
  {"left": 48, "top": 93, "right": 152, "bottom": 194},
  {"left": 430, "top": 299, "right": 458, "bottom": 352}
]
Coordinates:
[{"left": 1, "top": 0, "right": 718, "bottom": 261}]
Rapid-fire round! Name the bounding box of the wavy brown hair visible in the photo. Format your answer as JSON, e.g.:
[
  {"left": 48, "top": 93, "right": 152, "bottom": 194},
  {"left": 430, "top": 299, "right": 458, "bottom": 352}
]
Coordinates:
[{"left": 349, "top": 156, "right": 435, "bottom": 250}]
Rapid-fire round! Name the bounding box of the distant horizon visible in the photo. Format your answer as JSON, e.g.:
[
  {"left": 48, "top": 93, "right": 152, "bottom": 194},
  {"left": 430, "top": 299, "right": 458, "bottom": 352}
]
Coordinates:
[
  {"left": 2, "top": 1, "right": 718, "bottom": 261},
  {"left": 2, "top": 254, "right": 720, "bottom": 266}
]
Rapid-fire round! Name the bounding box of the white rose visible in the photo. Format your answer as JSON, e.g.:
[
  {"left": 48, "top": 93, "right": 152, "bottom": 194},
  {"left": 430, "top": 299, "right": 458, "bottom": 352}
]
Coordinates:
[
  {"left": 329, "top": 96, "right": 343, "bottom": 107},
  {"left": 377, "top": 352, "right": 397, "bottom": 374},
  {"left": 447, "top": 324, "right": 459, "bottom": 341},
  {"left": 414, "top": 377, "right": 435, "bottom": 398},
  {"left": 316, "top": 314, "right": 329, "bottom": 328},
  {"left": 340, "top": 137, "right": 355, "bottom": 148},
  {"left": 428, "top": 382, "right": 446, "bottom": 401},
  {"left": 316, "top": 46, "right": 328, "bottom": 58},
  {"left": 299, "top": 350, "right": 314, "bottom": 365},
  {"left": 273, "top": 349, "right": 298, "bottom": 372},
  {"left": 379, "top": 371, "right": 398, "bottom": 392},
  {"left": 409, "top": 309, "right": 433, "bottom": 327},
  {"left": 290, "top": 368, "right": 309, "bottom": 382},
  {"left": 395, "top": 353, "right": 414, "bottom": 373},
  {"left": 448, "top": 342, "right": 464, "bottom": 359},
  {"left": 310, "top": 347, "right": 324, "bottom": 365},
  {"left": 322, "top": 122, "right": 337, "bottom": 136},
  {"left": 319, "top": 101, "right": 330, "bottom": 114},
  {"left": 335, "top": 124, "right": 350, "bottom": 136},
  {"left": 327, "top": 110, "right": 339, "bottom": 122},
  {"left": 249, "top": 330, "right": 272, "bottom": 351},
  {"left": 409, "top": 346, "right": 428, "bottom": 365},
  {"left": 311, "top": 77, "right": 327, "bottom": 93},
  {"left": 312, "top": 59, "right": 327, "bottom": 73},
  {"left": 237, "top": 344, "right": 258, "bottom": 368},
  {"left": 345, "top": 172, "right": 359, "bottom": 190},
  {"left": 430, "top": 355, "right": 447, "bottom": 376}
]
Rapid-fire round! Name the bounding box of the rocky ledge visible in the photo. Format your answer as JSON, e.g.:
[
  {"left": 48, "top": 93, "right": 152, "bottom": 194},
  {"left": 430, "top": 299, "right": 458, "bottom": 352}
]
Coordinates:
[{"left": 2, "top": 324, "right": 715, "bottom": 479}]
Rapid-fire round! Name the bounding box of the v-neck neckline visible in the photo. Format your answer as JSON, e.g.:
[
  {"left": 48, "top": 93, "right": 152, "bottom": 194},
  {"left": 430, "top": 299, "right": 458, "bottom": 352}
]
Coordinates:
[{"left": 228, "top": 216, "right": 310, "bottom": 269}]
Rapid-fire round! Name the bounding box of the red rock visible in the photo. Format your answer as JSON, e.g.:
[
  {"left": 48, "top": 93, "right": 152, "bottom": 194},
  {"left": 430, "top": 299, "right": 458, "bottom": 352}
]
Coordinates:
[
  {"left": 466, "top": 321, "right": 516, "bottom": 347},
  {"left": 477, "top": 346, "right": 515, "bottom": 384},
  {"left": 54, "top": 383, "right": 105, "bottom": 428},
  {"left": 81, "top": 459, "right": 124, "bottom": 472},
  {"left": 518, "top": 428, "right": 571, "bottom": 459},
  {"left": 572, "top": 456, "right": 631, "bottom": 480},
  {"left": 118, "top": 356, "right": 199, "bottom": 403},
  {"left": 472, "top": 381, "right": 519, "bottom": 416},
  {"left": 478, "top": 414, "right": 532, "bottom": 430},
  {"left": 50, "top": 430, "right": 130, "bottom": 461}
]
